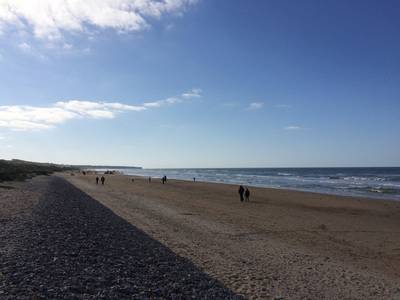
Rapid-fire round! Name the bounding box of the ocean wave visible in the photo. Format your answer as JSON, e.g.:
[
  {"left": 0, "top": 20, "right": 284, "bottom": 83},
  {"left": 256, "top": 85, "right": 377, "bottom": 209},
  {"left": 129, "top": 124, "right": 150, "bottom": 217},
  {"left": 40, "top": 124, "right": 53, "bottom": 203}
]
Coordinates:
[
  {"left": 350, "top": 186, "right": 400, "bottom": 195},
  {"left": 110, "top": 167, "right": 400, "bottom": 200}
]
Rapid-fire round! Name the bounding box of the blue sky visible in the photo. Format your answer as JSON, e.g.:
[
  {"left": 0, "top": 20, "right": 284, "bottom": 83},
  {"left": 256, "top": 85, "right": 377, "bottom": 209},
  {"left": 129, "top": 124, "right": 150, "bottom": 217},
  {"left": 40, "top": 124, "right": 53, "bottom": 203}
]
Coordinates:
[{"left": 0, "top": 0, "right": 399, "bottom": 168}]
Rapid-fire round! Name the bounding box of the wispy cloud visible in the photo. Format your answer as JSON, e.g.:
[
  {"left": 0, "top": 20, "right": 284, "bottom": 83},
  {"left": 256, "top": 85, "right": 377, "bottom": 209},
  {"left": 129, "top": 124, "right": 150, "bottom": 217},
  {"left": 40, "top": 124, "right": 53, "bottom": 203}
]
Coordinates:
[
  {"left": 284, "top": 125, "right": 303, "bottom": 131},
  {"left": 144, "top": 89, "right": 202, "bottom": 108},
  {"left": 144, "top": 97, "right": 182, "bottom": 108},
  {"left": 0, "top": 88, "right": 201, "bottom": 131},
  {"left": 17, "top": 41, "right": 47, "bottom": 60},
  {"left": 247, "top": 102, "right": 264, "bottom": 110},
  {"left": 181, "top": 88, "right": 202, "bottom": 99},
  {"left": 55, "top": 100, "right": 146, "bottom": 118},
  {"left": 18, "top": 42, "right": 31, "bottom": 52},
  {"left": 0, "top": 0, "right": 198, "bottom": 41},
  {"left": 0, "top": 106, "right": 77, "bottom": 130}
]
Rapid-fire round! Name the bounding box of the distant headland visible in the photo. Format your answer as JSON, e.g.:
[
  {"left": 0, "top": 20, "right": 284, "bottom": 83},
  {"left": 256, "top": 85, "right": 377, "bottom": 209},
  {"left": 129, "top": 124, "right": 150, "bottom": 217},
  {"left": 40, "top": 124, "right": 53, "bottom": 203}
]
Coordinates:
[{"left": 77, "top": 165, "right": 142, "bottom": 170}]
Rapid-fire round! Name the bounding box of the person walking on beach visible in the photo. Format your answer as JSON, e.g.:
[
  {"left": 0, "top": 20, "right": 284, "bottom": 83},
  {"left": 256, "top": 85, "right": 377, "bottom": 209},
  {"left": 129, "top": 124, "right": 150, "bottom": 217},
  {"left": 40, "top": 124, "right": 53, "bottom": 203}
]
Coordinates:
[
  {"left": 238, "top": 185, "right": 245, "bottom": 202},
  {"left": 148, "top": 177, "right": 151, "bottom": 183},
  {"left": 162, "top": 176, "right": 166, "bottom": 184},
  {"left": 96, "top": 176, "right": 99, "bottom": 184},
  {"left": 101, "top": 176, "right": 105, "bottom": 185},
  {"left": 245, "top": 188, "right": 250, "bottom": 202}
]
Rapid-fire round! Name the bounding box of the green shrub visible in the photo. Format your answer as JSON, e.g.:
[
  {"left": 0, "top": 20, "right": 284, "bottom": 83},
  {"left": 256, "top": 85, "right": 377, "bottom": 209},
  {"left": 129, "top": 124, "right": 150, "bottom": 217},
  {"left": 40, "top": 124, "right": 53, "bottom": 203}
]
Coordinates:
[{"left": 0, "top": 159, "right": 76, "bottom": 182}]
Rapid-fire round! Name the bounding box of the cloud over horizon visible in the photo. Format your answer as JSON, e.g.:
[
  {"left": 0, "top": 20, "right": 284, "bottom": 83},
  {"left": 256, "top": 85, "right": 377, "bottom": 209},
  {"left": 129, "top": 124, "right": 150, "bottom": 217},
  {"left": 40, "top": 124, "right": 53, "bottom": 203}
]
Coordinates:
[
  {"left": 0, "top": 0, "right": 198, "bottom": 41},
  {"left": 247, "top": 102, "right": 264, "bottom": 110},
  {"left": 0, "top": 88, "right": 201, "bottom": 131},
  {"left": 284, "top": 126, "right": 303, "bottom": 131}
]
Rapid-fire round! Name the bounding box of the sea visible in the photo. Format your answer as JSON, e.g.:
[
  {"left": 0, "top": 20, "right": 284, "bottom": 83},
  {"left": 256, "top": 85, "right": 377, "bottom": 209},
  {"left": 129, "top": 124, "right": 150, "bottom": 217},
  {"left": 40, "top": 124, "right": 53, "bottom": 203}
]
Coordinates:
[{"left": 93, "top": 167, "right": 400, "bottom": 201}]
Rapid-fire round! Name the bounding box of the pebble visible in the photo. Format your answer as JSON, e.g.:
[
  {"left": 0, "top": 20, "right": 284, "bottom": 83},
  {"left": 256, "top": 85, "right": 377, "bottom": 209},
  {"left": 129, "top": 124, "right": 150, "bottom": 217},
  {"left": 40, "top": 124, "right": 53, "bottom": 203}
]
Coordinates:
[{"left": 0, "top": 177, "right": 243, "bottom": 299}]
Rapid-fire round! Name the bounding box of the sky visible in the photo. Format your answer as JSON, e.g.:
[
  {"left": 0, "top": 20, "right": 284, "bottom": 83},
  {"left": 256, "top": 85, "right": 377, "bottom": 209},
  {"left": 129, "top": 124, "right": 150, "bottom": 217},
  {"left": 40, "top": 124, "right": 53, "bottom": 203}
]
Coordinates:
[{"left": 0, "top": 0, "right": 399, "bottom": 168}]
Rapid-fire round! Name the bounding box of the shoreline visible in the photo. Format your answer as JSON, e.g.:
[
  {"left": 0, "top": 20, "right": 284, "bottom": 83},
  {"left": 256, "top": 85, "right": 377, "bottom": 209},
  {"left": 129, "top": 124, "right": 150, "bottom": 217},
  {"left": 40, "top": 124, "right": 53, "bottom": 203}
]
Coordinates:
[
  {"left": 124, "top": 174, "right": 400, "bottom": 209},
  {"left": 63, "top": 172, "right": 400, "bottom": 299},
  {"left": 88, "top": 170, "right": 400, "bottom": 203}
]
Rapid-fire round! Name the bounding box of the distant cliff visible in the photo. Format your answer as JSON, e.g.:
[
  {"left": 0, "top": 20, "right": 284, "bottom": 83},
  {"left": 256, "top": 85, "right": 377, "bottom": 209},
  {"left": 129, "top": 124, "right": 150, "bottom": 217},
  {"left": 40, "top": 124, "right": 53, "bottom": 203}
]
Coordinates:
[{"left": 77, "top": 165, "right": 142, "bottom": 170}]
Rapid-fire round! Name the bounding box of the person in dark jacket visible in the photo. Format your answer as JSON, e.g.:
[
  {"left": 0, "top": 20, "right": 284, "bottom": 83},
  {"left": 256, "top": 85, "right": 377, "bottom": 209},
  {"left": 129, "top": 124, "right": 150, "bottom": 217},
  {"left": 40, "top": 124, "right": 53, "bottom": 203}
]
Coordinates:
[
  {"left": 96, "top": 176, "right": 99, "bottom": 184},
  {"left": 238, "top": 185, "right": 245, "bottom": 202},
  {"left": 101, "top": 176, "right": 105, "bottom": 185},
  {"left": 245, "top": 188, "right": 250, "bottom": 202}
]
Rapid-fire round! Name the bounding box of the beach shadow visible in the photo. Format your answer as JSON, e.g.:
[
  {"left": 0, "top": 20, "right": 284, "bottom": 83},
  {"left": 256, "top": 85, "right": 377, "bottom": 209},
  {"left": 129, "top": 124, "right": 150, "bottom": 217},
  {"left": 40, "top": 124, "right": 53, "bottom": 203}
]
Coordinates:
[
  {"left": 1, "top": 176, "right": 243, "bottom": 299},
  {"left": 0, "top": 185, "right": 15, "bottom": 190}
]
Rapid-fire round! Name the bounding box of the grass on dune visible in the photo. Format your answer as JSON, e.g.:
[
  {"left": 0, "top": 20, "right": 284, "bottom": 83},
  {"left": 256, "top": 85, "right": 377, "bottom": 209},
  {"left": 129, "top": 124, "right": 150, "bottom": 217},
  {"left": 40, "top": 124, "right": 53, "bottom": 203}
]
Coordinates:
[{"left": 0, "top": 159, "right": 76, "bottom": 183}]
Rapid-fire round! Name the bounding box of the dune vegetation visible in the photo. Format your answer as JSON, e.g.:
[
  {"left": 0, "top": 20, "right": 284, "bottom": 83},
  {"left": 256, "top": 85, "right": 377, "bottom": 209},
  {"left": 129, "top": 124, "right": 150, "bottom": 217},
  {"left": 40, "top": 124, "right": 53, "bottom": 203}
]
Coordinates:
[{"left": 0, "top": 159, "right": 75, "bottom": 182}]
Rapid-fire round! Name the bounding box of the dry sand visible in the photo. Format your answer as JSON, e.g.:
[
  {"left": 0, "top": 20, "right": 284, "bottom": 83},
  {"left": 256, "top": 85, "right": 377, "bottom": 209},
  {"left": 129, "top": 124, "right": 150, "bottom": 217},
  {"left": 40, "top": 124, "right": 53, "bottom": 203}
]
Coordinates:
[
  {"left": 1, "top": 177, "right": 240, "bottom": 299},
  {"left": 63, "top": 173, "right": 400, "bottom": 299}
]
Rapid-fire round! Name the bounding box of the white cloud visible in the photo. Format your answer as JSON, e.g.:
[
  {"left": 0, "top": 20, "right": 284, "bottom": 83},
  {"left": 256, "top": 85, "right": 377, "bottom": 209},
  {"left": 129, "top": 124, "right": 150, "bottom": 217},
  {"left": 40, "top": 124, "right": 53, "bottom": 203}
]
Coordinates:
[
  {"left": 0, "top": 135, "right": 4, "bottom": 140},
  {"left": 0, "top": 106, "right": 77, "bottom": 130},
  {"left": 18, "top": 42, "right": 31, "bottom": 51},
  {"left": 247, "top": 102, "right": 264, "bottom": 110},
  {"left": 144, "top": 89, "right": 201, "bottom": 107},
  {"left": 165, "top": 23, "right": 175, "bottom": 31},
  {"left": 284, "top": 126, "right": 302, "bottom": 130},
  {"left": 62, "top": 43, "right": 72, "bottom": 50},
  {"left": 0, "top": 0, "right": 198, "bottom": 41},
  {"left": 181, "top": 88, "right": 202, "bottom": 99},
  {"left": 0, "top": 88, "right": 200, "bottom": 131},
  {"left": 55, "top": 100, "right": 146, "bottom": 117},
  {"left": 17, "top": 41, "right": 47, "bottom": 60}
]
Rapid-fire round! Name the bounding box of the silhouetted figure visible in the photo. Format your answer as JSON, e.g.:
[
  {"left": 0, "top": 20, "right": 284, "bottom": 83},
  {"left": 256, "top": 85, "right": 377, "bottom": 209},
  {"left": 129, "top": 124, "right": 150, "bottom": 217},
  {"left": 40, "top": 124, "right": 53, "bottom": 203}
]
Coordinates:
[
  {"left": 162, "top": 176, "right": 166, "bottom": 184},
  {"left": 193, "top": 177, "right": 196, "bottom": 182},
  {"left": 245, "top": 188, "right": 250, "bottom": 202},
  {"left": 82, "top": 171, "right": 86, "bottom": 175},
  {"left": 148, "top": 177, "right": 151, "bottom": 183},
  {"left": 131, "top": 178, "right": 134, "bottom": 182},
  {"left": 101, "top": 176, "right": 105, "bottom": 185},
  {"left": 96, "top": 177, "right": 99, "bottom": 184},
  {"left": 238, "top": 185, "right": 245, "bottom": 202}
]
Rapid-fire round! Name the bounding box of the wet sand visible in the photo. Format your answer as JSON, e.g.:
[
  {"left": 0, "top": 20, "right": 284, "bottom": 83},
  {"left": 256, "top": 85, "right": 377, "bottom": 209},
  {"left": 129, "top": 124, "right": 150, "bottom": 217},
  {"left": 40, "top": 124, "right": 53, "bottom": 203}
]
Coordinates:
[{"left": 63, "top": 173, "right": 400, "bottom": 299}]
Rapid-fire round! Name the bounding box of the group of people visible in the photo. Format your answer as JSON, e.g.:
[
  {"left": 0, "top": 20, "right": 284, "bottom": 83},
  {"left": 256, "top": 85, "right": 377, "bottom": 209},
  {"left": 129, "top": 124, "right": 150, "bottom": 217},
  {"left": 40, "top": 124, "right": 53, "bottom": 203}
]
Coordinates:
[
  {"left": 238, "top": 185, "right": 250, "bottom": 202},
  {"left": 95, "top": 176, "right": 106, "bottom": 185},
  {"left": 93, "top": 173, "right": 250, "bottom": 203}
]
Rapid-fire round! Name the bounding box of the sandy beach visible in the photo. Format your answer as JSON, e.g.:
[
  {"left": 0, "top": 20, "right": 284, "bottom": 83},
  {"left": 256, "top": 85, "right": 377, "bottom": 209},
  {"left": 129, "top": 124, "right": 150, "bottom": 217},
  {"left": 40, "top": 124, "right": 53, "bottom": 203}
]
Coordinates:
[
  {"left": 0, "top": 176, "right": 239, "bottom": 299},
  {"left": 61, "top": 173, "right": 400, "bottom": 299}
]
